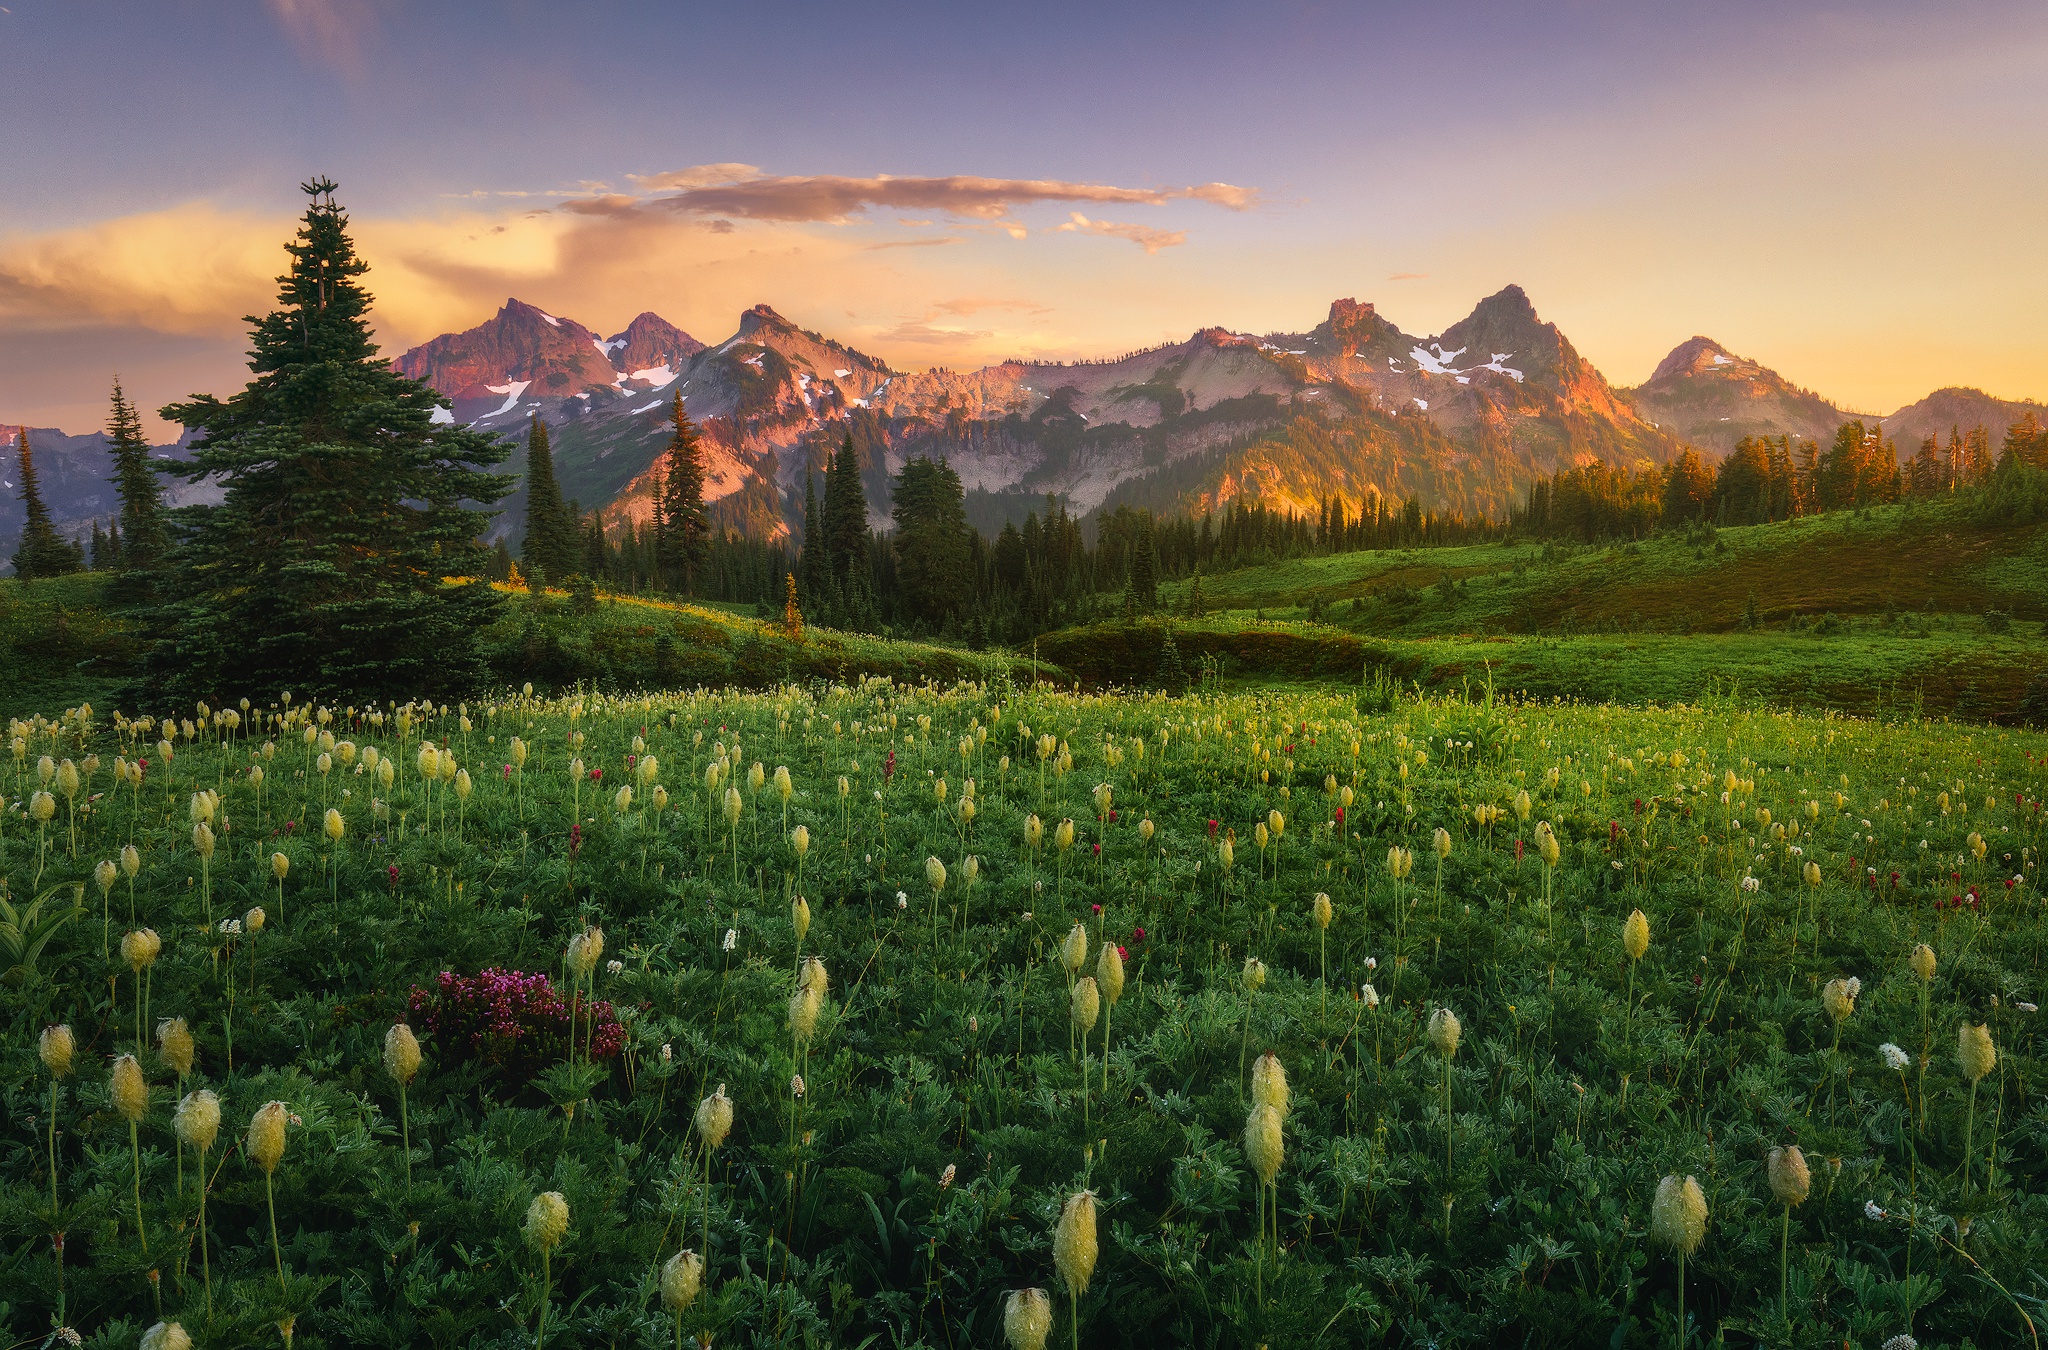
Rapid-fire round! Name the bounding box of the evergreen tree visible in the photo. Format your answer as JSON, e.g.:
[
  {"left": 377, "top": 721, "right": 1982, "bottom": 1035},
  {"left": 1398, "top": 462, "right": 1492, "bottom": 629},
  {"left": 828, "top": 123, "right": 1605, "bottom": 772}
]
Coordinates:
[
  {"left": 655, "top": 394, "right": 709, "bottom": 592},
  {"left": 152, "top": 178, "right": 511, "bottom": 701},
  {"left": 521, "top": 415, "right": 579, "bottom": 582},
  {"left": 1157, "top": 628, "right": 1189, "bottom": 692},
  {"left": 823, "top": 433, "right": 868, "bottom": 583},
  {"left": 1129, "top": 512, "right": 1160, "bottom": 610},
  {"left": 890, "top": 455, "right": 969, "bottom": 626},
  {"left": 797, "top": 470, "right": 835, "bottom": 623},
  {"left": 105, "top": 378, "right": 168, "bottom": 579},
  {"left": 10, "top": 429, "right": 82, "bottom": 579}
]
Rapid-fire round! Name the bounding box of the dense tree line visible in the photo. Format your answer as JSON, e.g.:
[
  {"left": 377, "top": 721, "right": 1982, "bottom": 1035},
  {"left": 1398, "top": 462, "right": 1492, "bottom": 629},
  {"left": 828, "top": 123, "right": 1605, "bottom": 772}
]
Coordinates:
[{"left": 39, "top": 181, "right": 2047, "bottom": 694}]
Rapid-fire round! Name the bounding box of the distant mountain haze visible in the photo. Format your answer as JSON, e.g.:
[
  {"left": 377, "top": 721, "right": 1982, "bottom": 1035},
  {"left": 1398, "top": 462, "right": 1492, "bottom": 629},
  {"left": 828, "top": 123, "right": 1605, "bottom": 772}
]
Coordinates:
[{"left": 7, "top": 287, "right": 2043, "bottom": 564}]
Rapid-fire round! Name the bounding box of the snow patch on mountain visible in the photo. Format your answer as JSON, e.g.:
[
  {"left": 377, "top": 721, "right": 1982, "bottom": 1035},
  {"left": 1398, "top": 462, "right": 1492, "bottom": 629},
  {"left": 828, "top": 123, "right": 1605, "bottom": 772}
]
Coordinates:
[{"left": 479, "top": 381, "right": 530, "bottom": 419}]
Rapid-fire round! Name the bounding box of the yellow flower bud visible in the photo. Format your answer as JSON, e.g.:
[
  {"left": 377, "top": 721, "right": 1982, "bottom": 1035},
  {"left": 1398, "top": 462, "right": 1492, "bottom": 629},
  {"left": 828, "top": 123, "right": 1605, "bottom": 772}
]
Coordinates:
[
  {"left": 324, "top": 808, "right": 344, "bottom": 843},
  {"left": 1767, "top": 1146, "right": 1810, "bottom": 1206},
  {"left": 247, "top": 1100, "right": 288, "bottom": 1174},
  {"left": 1061, "top": 923, "right": 1088, "bottom": 974},
  {"left": 1052, "top": 1191, "right": 1098, "bottom": 1298},
  {"left": 1909, "top": 943, "right": 1936, "bottom": 982},
  {"left": 1251, "top": 1050, "right": 1289, "bottom": 1116},
  {"left": 384, "top": 1022, "right": 422, "bottom": 1086},
  {"left": 1623, "top": 909, "right": 1650, "bottom": 962},
  {"left": 1096, "top": 939, "right": 1124, "bottom": 1006},
  {"left": 1959, "top": 1022, "right": 1996, "bottom": 1082},
  {"left": 1244, "top": 1102, "right": 1284, "bottom": 1184},
  {"left": 1313, "top": 892, "right": 1332, "bottom": 930},
  {"left": 111, "top": 1053, "right": 148, "bottom": 1122}
]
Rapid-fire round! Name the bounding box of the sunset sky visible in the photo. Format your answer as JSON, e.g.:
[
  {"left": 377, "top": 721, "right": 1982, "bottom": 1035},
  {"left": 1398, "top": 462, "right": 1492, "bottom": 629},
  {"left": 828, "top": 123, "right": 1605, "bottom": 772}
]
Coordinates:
[{"left": 3, "top": 0, "right": 2044, "bottom": 438}]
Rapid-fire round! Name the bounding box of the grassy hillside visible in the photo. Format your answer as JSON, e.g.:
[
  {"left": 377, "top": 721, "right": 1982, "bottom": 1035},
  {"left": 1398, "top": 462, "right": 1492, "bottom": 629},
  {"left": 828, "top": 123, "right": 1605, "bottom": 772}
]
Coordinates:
[
  {"left": 1037, "top": 617, "right": 2048, "bottom": 723},
  {"left": 1168, "top": 499, "right": 2047, "bottom": 634},
  {"left": 1044, "top": 500, "right": 2048, "bottom": 723},
  {"left": 0, "top": 576, "right": 1038, "bottom": 720}
]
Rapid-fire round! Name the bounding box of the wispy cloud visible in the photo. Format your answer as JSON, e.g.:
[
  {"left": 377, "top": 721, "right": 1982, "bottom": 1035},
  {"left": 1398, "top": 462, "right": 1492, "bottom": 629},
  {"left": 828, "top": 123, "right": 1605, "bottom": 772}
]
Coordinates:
[
  {"left": 627, "top": 166, "right": 1257, "bottom": 224},
  {"left": 931, "top": 297, "right": 1050, "bottom": 317},
  {"left": 1387, "top": 271, "right": 1428, "bottom": 281},
  {"left": 877, "top": 319, "right": 995, "bottom": 345},
  {"left": 263, "top": 0, "right": 382, "bottom": 77},
  {"left": 864, "top": 236, "right": 965, "bottom": 251},
  {"left": 1050, "top": 212, "right": 1186, "bottom": 253}
]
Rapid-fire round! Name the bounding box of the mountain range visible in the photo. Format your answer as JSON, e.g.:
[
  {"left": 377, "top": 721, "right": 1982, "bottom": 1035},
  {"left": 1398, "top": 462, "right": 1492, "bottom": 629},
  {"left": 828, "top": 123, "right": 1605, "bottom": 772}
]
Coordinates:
[{"left": 5, "top": 289, "right": 2044, "bottom": 562}]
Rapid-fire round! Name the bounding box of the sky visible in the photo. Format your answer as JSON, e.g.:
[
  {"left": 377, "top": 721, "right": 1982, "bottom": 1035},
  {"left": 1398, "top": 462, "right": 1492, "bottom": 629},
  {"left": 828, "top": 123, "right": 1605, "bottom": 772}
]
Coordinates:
[{"left": 2, "top": 0, "right": 2044, "bottom": 439}]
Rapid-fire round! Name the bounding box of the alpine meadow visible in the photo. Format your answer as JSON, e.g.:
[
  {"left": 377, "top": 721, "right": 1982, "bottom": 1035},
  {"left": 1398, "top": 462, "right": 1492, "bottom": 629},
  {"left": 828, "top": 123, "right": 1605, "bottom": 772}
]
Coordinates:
[{"left": 5, "top": 8, "right": 2048, "bottom": 1349}]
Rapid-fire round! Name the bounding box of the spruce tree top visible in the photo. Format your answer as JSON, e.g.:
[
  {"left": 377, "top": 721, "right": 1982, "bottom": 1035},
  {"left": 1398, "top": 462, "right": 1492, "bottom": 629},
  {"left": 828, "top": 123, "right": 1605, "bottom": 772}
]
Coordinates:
[{"left": 151, "top": 179, "right": 512, "bottom": 700}]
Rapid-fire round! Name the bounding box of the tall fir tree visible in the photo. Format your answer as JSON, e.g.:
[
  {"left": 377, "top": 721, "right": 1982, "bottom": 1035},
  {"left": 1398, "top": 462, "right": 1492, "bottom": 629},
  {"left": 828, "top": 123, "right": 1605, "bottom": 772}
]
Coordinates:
[
  {"left": 105, "top": 379, "right": 167, "bottom": 568},
  {"left": 521, "top": 414, "right": 579, "bottom": 585},
  {"left": 1129, "top": 512, "right": 1160, "bottom": 610},
  {"left": 655, "top": 393, "right": 709, "bottom": 593},
  {"left": 797, "top": 469, "right": 835, "bottom": 622},
  {"left": 151, "top": 178, "right": 511, "bottom": 700},
  {"left": 823, "top": 433, "right": 868, "bottom": 583},
  {"left": 889, "top": 455, "right": 969, "bottom": 626},
  {"left": 10, "top": 429, "right": 82, "bottom": 579}
]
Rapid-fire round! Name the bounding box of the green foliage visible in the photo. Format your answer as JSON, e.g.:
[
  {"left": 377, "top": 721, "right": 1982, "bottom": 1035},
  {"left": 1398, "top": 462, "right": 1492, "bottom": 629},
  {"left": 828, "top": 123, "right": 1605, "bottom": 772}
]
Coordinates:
[
  {"left": 2, "top": 682, "right": 2043, "bottom": 1348},
  {"left": 149, "top": 181, "right": 511, "bottom": 702},
  {"left": 890, "top": 456, "right": 970, "bottom": 625},
  {"left": 104, "top": 380, "right": 168, "bottom": 596},
  {"left": 521, "top": 415, "right": 581, "bottom": 584},
  {"left": 655, "top": 395, "right": 711, "bottom": 593},
  {"left": 9, "top": 429, "right": 84, "bottom": 580}
]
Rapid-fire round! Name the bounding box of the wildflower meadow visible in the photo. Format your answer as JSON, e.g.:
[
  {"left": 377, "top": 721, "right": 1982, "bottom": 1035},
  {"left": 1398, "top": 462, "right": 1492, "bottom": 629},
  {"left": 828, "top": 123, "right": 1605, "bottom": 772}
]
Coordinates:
[{"left": 2, "top": 678, "right": 2044, "bottom": 1349}]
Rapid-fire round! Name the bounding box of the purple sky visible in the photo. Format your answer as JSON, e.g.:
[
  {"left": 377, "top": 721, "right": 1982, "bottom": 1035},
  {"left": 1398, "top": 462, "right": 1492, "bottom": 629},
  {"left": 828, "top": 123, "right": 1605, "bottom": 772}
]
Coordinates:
[{"left": 3, "top": 0, "right": 2044, "bottom": 436}]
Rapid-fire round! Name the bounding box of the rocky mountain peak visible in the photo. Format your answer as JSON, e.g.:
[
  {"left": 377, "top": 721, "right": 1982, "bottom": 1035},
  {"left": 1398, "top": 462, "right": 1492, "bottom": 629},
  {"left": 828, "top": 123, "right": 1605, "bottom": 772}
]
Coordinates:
[{"left": 1646, "top": 336, "right": 1750, "bottom": 387}]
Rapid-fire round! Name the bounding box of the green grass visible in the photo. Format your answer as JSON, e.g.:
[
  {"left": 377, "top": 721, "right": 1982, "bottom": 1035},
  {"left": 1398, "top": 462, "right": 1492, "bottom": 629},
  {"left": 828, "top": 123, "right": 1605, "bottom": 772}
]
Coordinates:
[
  {"left": 1171, "top": 499, "right": 2048, "bottom": 634},
  {"left": 3, "top": 681, "right": 2045, "bottom": 1347},
  {"left": 1040, "top": 616, "right": 2048, "bottom": 724}
]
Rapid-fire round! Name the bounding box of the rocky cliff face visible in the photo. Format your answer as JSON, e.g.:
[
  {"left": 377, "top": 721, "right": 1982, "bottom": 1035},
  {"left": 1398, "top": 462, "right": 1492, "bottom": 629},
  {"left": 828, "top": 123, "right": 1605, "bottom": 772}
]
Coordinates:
[{"left": 1622, "top": 336, "right": 1844, "bottom": 453}]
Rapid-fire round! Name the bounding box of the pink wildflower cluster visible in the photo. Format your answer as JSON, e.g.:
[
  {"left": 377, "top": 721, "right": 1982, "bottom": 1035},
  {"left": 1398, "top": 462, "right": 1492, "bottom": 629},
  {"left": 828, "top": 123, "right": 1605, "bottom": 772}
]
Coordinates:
[{"left": 408, "top": 967, "right": 625, "bottom": 1080}]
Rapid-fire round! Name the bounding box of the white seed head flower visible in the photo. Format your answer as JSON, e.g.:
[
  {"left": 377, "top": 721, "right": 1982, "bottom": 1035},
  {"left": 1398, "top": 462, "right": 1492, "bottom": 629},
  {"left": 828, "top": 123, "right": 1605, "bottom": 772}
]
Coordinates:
[
  {"left": 39, "top": 1023, "right": 75, "bottom": 1078},
  {"left": 175, "top": 1089, "right": 222, "bottom": 1153},
  {"left": 524, "top": 1191, "right": 570, "bottom": 1250},
  {"left": 695, "top": 1085, "right": 734, "bottom": 1151},
  {"left": 156, "top": 1017, "right": 194, "bottom": 1077},
  {"left": 659, "top": 1249, "right": 703, "bottom": 1313},
  {"left": 1428, "top": 1006, "right": 1462, "bottom": 1059},
  {"left": 139, "top": 1322, "right": 192, "bottom": 1350},
  {"left": 1880, "top": 1042, "right": 1909, "bottom": 1072},
  {"left": 1003, "top": 1288, "right": 1053, "bottom": 1350},
  {"left": 1649, "top": 1174, "right": 1707, "bottom": 1257}
]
